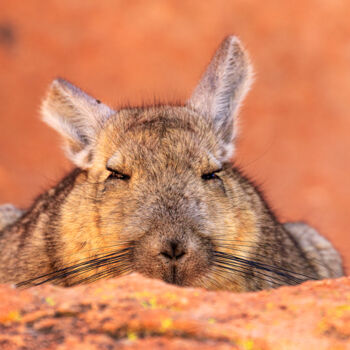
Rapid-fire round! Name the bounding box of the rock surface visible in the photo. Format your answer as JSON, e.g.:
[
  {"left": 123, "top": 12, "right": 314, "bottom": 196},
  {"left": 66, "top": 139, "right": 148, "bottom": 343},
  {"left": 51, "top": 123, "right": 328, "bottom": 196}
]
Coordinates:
[
  {"left": 0, "top": 274, "right": 350, "bottom": 349},
  {"left": 0, "top": 1, "right": 349, "bottom": 270}
]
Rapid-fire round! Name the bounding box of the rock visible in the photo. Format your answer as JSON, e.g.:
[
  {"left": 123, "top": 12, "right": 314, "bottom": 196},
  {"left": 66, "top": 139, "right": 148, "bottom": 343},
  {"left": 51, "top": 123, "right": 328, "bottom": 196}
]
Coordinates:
[
  {"left": 0, "top": 1, "right": 350, "bottom": 271},
  {"left": 0, "top": 274, "right": 350, "bottom": 349}
]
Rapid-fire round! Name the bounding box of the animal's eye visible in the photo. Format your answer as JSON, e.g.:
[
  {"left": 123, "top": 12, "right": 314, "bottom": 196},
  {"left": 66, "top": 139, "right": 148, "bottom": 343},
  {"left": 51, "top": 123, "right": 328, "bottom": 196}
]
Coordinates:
[
  {"left": 201, "top": 169, "right": 222, "bottom": 180},
  {"left": 106, "top": 167, "right": 130, "bottom": 181}
]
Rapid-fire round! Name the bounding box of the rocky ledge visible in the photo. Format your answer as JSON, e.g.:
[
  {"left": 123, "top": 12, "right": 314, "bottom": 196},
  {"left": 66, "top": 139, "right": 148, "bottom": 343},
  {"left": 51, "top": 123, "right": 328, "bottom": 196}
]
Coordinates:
[{"left": 0, "top": 274, "right": 350, "bottom": 349}]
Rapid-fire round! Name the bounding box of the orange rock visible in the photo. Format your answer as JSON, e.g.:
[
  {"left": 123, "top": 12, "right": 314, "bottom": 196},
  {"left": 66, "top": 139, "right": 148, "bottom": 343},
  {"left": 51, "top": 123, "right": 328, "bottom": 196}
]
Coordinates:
[
  {"left": 0, "top": 274, "right": 349, "bottom": 349},
  {"left": 0, "top": 1, "right": 350, "bottom": 270}
]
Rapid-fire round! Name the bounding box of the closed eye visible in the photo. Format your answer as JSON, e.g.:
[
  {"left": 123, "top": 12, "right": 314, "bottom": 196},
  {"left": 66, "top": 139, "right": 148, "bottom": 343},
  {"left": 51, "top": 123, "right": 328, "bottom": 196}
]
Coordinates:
[
  {"left": 201, "top": 169, "right": 222, "bottom": 180},
  {"left": 106, "top": 167, "right": 130, "bottom": 181}
]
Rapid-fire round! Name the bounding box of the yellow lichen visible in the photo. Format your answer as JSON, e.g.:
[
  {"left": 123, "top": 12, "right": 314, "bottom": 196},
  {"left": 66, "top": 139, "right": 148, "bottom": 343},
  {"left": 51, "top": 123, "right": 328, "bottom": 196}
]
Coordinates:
[
  {"left": 45, "top": 297, "right": 55, "bottom": 306},
  {"left": 265, "top": 302, "right": 274, "bottom": 311},
  {"left": 164, "top": 292, "right": 178, "bottom": 301},
  {"left": 1, "top": 310, "right": 22, "bottom": 323},
  {"left": 237, "top": 338, "right": 260, "bottom": 350},
  {"left": 127, "top": 331, "right": 138, "bottom": 341},
  {"left": 160, "top": 318, "right": 173, "bottom": 331}
]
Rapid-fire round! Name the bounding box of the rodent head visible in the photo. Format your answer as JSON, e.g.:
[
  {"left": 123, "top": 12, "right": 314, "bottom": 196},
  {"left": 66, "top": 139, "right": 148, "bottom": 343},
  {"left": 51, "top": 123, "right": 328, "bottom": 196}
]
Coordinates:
[{"left": 41, "top": 36, "right": 255, "bottom": 290}]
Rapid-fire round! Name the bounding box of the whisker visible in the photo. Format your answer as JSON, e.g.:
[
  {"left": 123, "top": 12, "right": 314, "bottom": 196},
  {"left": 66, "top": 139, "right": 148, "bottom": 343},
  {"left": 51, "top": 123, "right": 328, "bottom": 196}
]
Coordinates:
[
  {"left": 213, "top": 261, "right": 290, "bottom": 287},
  {"left": 212, "top": 239, "right": 326, "bottom": 278},
  {"left": 55, "top": 242, "right": 133, "bottom": 265},
  {"left": 71, "top": 264, "right": 132, "bottom": 285},
  {"left": 213, "top": 251, "right": 316, "bottom": 285},
  {"left": 214, "top": 254, "right": 303, "bottom": 284},
  {"left": 212, "top": 235, "right": 332, "bottom": 275},
  {"left": 213, "top": 255, "right": 292, "bottom": 286},
  {"left": 50, "top": 251, "right": 132, "bottom": 285},
  {"left": 17, "top": 247, "right": 133, "bottom": 287},
  {"left": 215, "top": 245, "right": 313, "bottom": 275}
]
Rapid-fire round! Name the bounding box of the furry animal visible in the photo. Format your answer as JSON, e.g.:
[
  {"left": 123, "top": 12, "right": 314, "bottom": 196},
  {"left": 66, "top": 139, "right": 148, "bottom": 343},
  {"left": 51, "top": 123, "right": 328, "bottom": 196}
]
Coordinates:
[{"left": 0, "top": 36, "right": 344, "bottom": 291}]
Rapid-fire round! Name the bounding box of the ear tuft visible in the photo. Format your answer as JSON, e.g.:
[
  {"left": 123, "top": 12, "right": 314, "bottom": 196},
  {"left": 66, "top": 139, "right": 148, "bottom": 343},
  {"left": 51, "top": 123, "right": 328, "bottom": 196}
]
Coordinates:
[
  {"left": 187, "top": 36, "right": 253, "bottom": 158},
  {"left": 41, "top": 78, "right": 115, "bottom": 168}
]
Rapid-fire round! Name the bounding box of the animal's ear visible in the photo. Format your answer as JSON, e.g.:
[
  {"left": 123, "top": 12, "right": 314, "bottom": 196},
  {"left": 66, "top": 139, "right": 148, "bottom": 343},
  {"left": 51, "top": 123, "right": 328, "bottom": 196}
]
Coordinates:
[
  {"left": 41, "top": 78, "right": 115, "bottom": 168},
  {"left": 187, "top": 36, "right": 253, "bottom": 158}
]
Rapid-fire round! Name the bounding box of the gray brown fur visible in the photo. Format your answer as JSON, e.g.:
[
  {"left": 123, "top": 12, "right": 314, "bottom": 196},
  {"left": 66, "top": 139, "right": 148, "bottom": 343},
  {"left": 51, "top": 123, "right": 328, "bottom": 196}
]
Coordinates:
[{"left": 0, "top": 37, "right": 344, "bottom": 291}]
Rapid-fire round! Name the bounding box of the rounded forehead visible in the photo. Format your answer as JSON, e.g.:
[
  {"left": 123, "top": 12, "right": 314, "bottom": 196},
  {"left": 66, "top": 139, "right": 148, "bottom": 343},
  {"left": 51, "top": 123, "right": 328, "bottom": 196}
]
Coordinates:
[
  {"left": 98, "top": 106, "right": 221, "bottom": 168},
  {"left": 117, "top": 105, "right": 207, "bottom": 135},
  {"left": 104, "top": 106, "right": 213, "bottom": 147}
]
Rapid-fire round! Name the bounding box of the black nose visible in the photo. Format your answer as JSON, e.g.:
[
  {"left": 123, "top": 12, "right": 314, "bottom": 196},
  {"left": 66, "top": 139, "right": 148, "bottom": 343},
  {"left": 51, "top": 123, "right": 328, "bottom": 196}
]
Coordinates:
[{"left": 160, "top": 240, "right": 186, "bottom": 261}]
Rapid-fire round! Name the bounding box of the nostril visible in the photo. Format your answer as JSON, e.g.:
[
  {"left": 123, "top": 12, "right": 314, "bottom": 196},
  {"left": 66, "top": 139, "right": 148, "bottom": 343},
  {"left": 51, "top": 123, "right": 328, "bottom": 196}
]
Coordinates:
[
  {"left": 160, "top": 240, "right": 186, "bottom": 261},
  {"left": 175, "top": 251, "right": 185, "bottom": 260},
  {"left": 161, "top": 251, "right": 173, "bottom": 260}
]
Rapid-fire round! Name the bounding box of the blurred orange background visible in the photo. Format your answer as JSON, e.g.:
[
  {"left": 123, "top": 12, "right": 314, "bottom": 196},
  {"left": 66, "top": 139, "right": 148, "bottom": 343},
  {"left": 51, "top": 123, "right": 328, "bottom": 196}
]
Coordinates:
[{"left": 0, "top": 1, "right": 349, "bottom": 270}]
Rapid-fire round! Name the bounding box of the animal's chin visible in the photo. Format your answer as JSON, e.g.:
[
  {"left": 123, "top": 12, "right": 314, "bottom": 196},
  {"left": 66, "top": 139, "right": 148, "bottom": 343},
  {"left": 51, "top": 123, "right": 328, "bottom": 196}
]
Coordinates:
[
  {"left": 141, "top": 272, "right": 197, "bottom": 288},
  {"left": 133, "top": 263, "right": 206, "bottom": 288},
  {"left": 159, "top": 270, "right": 194, "bottom": 287}
]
